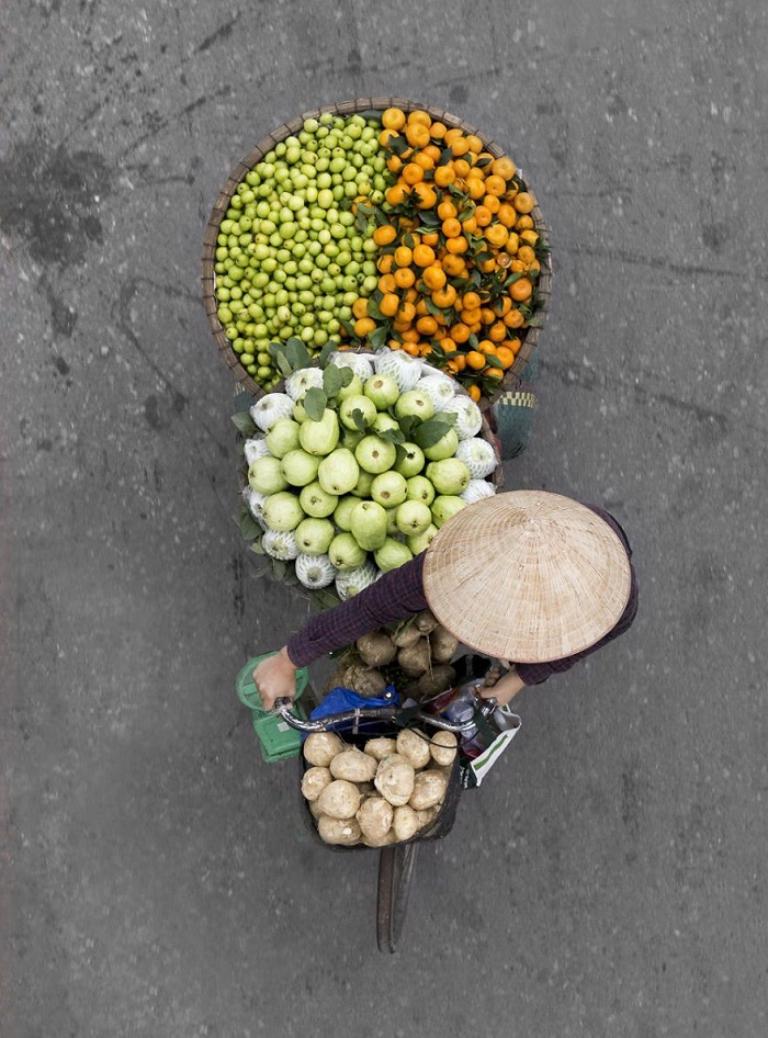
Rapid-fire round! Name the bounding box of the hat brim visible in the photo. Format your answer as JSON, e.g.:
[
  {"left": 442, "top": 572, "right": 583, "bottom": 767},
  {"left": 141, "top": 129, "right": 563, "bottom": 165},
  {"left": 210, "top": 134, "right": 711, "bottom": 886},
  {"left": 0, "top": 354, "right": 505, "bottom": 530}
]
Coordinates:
[{"left": 422, "top": 491, "right": 632, "bottom": 663}]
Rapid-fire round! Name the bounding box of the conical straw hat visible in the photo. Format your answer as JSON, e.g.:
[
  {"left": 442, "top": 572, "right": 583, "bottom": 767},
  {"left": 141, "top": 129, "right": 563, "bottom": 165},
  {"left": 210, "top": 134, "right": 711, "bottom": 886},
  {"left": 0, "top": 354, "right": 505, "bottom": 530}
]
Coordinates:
[{"left": 422, "top": 491, "right": 632, "bottom": 663}]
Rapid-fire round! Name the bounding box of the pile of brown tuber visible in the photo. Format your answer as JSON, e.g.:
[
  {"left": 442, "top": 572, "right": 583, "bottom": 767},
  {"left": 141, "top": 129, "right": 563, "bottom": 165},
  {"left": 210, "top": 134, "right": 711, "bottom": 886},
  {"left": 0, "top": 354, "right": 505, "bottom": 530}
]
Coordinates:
[
  {"left": 301, "top": 727, "right": 458, "bottom": 846},
  {"left": 331, "top": 609, "right": 460, "bottom": 701}
]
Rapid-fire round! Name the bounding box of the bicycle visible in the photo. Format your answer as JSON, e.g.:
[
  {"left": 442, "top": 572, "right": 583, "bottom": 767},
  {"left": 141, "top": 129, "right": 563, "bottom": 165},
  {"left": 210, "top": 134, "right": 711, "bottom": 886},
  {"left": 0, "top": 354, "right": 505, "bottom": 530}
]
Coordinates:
[{"left": 275, "top": 678, "right": 520, "bottom": 953}]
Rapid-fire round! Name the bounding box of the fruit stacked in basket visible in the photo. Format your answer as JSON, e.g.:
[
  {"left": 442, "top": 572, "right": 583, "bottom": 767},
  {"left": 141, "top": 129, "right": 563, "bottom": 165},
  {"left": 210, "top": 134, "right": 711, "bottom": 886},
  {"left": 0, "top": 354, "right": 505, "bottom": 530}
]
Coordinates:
[
  {"left": 234, "top": 345, "right": 502, "bottom": 602},
  {"left": 202, "top": 99, "right": 551, "bottom": 405}
]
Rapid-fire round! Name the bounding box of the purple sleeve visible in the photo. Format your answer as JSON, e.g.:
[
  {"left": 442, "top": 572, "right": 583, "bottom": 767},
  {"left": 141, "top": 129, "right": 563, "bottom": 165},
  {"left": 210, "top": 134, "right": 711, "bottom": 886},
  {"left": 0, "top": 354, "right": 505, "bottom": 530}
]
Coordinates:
[
  {"left": 286, "top": 554, "right": 429, "bottom": 667},
  {"left": 516, "top": 506, "right": 639, "bottom": 685}
]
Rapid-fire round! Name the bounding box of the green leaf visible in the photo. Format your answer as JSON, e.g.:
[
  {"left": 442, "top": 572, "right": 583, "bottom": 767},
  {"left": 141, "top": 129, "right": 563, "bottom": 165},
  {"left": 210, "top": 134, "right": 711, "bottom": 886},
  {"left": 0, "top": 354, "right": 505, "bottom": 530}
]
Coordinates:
[
  {"left": 475, "top": 155, "right": 492, "bottom": 168},
  {"left": 369, "top": 325, "right": 389, "bottom": 350},
  {"left": 419, "top": 210, "right": 439, "bottom": 227},
  {"left": 339, "top": 317, "right": 355, "bottom": 337},
  {"left": 303, "top": 387, "right": 327, "bottom": 420},
  {"left": 468, "top": 334, "right": 479, "bottom": 350},
  {"left": 485, "top": 353, "right": 504, "bottom": 369},
  {"left": 397, "top": 414, "right": 419, "bottom": 439},
  {"left": 284, "top": 338, "right": 311, "bottom": 370},
  {"left": 231, "top": 411, "right": 256, "bottom": 437},
  {"left": 316, "top": 339, "right": 337, "bottom": 367},
  {"left": 413, "top": 418, "right": 455, "bottom": 449},
  {"left": 367, "top": 296, "right": 383, "bottom": 321},
  {"left": 380, "top": 426, "right": 406, "bottom": 445},
  {"left": 233, "top": 390, "right": 253, "bottom": 413},
  {"left": 271, "top": 558, "right": 288, "bottom": 581},
  {"left": 323, "top": 364, "right": 344, "bottom": 397},
  {"left": 337, "top": 366, "right": 353, "bottom": 387},
  {"left": 273, "top": 351, "right": 291, "bottom": 377},
  {"left": 402, "top": 232, "right": 415, "bottom": 249},
  {"left": 390, "top": 134, "right": 409, "bottom": 156},
  {"left": 351, "top": 408, "right": 368, "bottom": 433},
  {"left": 312, "top": 587, "right": 341, "bottom": 610},
  {"left": 250, "top": 538, "right": 266, "bottom": 555},
  {"left": 240, "top": 511, "right": 262, "bottom": 542},
  {"left": 438, "top": 147, "right": 453, "bottom": 166}
]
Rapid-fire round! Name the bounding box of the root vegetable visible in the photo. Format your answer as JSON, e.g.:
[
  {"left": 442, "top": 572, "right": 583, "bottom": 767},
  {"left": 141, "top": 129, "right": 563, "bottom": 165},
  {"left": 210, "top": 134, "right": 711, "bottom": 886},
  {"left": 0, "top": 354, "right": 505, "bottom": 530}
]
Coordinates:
[
  {"left": 330, "top": 748, "right": 378, "bottom": 783},
  {"left": 429, "top": 625, "right": 459, "bottom": 663},
  {"left": 415, "top": 610, "right": 438, "bottom": 634},
  {"left": 374, "top": 754, "right": 416, "bottom": 807},
  {"left": 398, "top": 638, "right": 432, "bottom": 677},
  {"left": 365, "top": 736, "right": 397, "bottom": 761},
  {"left": 309, "top": 798, "right": 324, "bottom": 820},
  {"left": 415, "top": 805, "right": 439, "bottom": 831},
  {"left": 396, "top": 728, "right": 431, "bottom": 769},
  {"left": 301, "top": 766, "right": 332, "bottom": 802},
  {"left": 318, "top": 816, "right": 361, "bottom": 846},
  {"left": 338, "top": 663, "right": 387, "bottom": 698},
  {"left": 409, "top": 769, "right": 448, "bottom": 810},
  {"left": 392, "top": 623, "right": 421, "bottom": 648},
  {"left": 393, "top": 805, "right": 420, "bottom": 842},
  {"left": 317, "top": 779, "right": 362, "bottom": 819},
  {"left": 303, "top": 732, "right": 346, "bottom": 767},
  {"left": 429, "top": 731, "right": 458, "bottom": 767},
  {"left": 356, "top": 631, "right": 397, "bottom": 667},
  {"left": 415, "top": 664, "right": 456, "bottom": 699},
  {"left": 362, "top": 829, "right": 397, "bottom": 847},
  {"left": 356, "top": 796, "right": 394, "bottom": 843}
]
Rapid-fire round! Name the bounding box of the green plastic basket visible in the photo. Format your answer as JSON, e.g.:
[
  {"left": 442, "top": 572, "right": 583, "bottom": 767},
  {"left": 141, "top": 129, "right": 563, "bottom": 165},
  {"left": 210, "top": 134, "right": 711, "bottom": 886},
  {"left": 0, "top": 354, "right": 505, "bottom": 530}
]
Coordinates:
[
  {"left": 236, "top": 654, "right": 310, "bottom": 763},
  {"left": 236, "top": 653, "right": 309, "bottom": 715},
  {"left": 253, "top": 704, "right": 307, "bottom": 763}
]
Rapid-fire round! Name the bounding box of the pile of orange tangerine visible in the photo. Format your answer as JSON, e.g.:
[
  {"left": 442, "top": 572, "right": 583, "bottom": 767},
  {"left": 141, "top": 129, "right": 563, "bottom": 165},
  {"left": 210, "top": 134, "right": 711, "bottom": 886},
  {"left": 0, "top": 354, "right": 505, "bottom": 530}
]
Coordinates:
[{"left": 347, "top": 107, "right": 545, "bottom": 402}]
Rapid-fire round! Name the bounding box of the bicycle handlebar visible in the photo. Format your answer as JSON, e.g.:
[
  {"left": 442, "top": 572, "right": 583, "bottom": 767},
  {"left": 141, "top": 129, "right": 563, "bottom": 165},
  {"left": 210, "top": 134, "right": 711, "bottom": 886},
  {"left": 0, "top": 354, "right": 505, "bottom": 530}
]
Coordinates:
[{"left": 274, "top": 693, "right": 498, "bottom": 735}]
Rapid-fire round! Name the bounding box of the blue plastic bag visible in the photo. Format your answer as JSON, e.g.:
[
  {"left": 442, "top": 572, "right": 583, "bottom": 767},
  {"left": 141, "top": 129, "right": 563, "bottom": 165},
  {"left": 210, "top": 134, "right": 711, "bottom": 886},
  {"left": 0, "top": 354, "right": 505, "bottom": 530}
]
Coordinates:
[{"left": 307, "top": 686, "right": 400, "bottom": 736}]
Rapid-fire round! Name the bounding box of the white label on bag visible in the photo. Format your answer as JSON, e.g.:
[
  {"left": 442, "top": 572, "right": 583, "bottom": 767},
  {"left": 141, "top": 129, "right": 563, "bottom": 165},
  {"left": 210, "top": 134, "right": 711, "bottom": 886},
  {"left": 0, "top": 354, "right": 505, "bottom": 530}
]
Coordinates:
[{"left": 469, "top": 713, "right": 521, "bottom": 786}]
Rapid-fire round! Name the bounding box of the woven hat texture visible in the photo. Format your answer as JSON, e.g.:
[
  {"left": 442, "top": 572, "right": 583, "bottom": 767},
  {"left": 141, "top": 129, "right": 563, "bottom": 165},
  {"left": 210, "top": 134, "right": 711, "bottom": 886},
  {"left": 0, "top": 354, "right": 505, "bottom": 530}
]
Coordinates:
[{"left": 422, "top": 491, "right": 631, "bottom": 662}]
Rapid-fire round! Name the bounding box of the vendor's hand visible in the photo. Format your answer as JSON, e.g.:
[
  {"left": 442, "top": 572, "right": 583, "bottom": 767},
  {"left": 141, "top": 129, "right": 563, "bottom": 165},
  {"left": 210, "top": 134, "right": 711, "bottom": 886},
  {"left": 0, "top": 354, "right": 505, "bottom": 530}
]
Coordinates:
[
  {"left": 479, "top": 666, "right": 525, "bottom": 706},
  {"left": 253, "top": 646, "right": 297, "bottom": 710}
]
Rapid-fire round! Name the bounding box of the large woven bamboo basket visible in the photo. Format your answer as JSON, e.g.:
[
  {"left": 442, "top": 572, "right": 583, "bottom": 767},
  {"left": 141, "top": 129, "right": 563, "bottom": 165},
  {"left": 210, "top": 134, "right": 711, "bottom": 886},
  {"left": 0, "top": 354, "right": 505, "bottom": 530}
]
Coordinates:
[{"left": 202, "top": 97, "right": 553, "bottom": 404}]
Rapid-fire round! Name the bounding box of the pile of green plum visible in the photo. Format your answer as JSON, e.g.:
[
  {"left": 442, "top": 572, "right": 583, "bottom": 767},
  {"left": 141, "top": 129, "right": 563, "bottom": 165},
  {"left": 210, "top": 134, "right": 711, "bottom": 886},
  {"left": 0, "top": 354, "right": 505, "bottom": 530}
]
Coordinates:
[{"left": 213, "top": 114, "right": 391, "bottom": 388}]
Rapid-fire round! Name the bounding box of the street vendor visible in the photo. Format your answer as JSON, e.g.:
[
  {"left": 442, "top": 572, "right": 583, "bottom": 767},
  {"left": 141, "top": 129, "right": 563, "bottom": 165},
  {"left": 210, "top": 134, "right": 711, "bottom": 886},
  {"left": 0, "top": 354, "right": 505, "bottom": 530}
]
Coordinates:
[{"left": 254, "top": 490, "right": 638, "bottom": 709}]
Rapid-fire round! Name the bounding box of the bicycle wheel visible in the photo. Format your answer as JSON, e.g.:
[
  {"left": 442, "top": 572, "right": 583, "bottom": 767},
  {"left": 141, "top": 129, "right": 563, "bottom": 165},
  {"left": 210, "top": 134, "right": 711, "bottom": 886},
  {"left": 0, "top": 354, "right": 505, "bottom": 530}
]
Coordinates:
[{"left": 376, "top": 841, "right": 419, "bottom": 953}]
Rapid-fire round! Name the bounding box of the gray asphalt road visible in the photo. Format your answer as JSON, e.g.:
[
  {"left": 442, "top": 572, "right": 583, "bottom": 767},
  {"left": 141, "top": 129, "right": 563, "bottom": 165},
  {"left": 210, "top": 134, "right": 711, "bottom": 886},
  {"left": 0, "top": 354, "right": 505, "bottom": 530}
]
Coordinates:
[{"left": 2, "top": 2, "right": 767, "bottom": 1035}]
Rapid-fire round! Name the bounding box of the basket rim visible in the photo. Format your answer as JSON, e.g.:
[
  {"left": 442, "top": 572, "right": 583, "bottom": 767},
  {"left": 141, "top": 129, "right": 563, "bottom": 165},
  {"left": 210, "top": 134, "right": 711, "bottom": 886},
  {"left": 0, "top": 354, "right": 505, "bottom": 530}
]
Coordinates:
[{"left": 201, "top": 97, "right": 553, "bottom": 406}]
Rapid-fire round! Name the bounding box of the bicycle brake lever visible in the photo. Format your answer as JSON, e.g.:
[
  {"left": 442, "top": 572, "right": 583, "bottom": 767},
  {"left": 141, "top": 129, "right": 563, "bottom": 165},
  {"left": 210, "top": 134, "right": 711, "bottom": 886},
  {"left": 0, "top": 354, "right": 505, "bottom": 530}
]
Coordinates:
[{"left": 477, "top": 696, "right": 498, "bottom": 719}]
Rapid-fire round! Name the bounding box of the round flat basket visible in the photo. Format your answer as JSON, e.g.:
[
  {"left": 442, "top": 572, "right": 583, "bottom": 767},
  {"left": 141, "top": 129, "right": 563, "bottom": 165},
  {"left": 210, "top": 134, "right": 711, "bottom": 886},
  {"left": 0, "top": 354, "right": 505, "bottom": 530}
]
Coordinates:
[{"left": 202, "top": 97, "right": 552, "bottom": 404}]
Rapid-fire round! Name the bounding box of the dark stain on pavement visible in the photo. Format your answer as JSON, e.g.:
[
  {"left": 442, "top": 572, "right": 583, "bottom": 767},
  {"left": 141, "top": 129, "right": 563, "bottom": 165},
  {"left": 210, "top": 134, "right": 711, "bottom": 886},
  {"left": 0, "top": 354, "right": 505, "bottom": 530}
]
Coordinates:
[
  {"left": 232, "top": 554, "right": 245, "bottom": 621},
  {"left": 41, "top": 277, "right": 78, "bottom": 338},
  {"left": 701, "top": 222, "right": 729, "bottom": 252},
  {"left": 195, "top": 12, "right": 241, "bottom": 54},
  {"left": 144, "top": 391, "right": 188, "bottom": 431},
  {"left": 449, "top": 84, "right": 469, "bottom": 104},
  {"left": 0, "top": 138, "right": 112, "bottom": 266}
]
